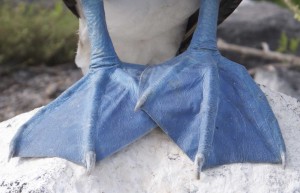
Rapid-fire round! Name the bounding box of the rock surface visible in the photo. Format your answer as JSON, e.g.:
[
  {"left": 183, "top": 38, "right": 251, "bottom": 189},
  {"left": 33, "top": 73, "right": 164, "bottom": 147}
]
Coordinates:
[
  {"left": 0, "top": 87, "right": 300, "bottom": 193},
  {"left": 255, "top": 66, "right": 300, "bottom": 100}
]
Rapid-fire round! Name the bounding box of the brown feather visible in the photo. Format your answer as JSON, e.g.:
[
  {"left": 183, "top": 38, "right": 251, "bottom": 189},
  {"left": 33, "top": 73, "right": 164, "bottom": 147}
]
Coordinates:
[{"left": 63, "top": 0, "right": 80, "bottom": 18}]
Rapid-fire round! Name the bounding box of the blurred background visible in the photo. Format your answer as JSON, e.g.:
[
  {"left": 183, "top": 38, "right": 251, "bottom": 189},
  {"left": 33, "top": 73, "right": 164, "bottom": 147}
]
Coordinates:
[{"left": 0, "top": 0, "right": 299, "bottom": 122}]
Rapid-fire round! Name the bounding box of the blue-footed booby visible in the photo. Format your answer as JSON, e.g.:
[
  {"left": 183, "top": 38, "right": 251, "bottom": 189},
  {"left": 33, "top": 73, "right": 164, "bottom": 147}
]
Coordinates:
[{"left": 9, "top": 0, "right": 285, "bottom": 179}]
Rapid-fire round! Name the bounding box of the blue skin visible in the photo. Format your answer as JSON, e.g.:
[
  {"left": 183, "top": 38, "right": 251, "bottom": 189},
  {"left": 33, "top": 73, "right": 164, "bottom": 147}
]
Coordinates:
[
  {"left": 9, "top": 0, "right": 285, "bottom": 178},
  {"left": 136, "top": 0, "right": 286, "bottom": 178},
  {"left": 9, "top": 0, "right": 157, "bottom": 173}
]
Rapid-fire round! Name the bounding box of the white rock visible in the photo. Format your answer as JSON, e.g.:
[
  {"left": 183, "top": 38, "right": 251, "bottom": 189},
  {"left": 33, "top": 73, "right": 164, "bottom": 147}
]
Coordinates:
[
  {"left": 0, "top": 87, "right": 300, "bottom": 193},
  {"left": 255, "top": 67, "right": 300, "bottom": 100}
]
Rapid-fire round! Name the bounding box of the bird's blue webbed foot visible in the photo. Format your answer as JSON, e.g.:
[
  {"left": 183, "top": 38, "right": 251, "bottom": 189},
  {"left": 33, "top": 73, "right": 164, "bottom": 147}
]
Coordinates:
[
  {"left": 136, "top": 50, "right": 220, "bottom": 177},
  {"left": 208, "top": 56, "right": 286, "bottom": 168},
  {"left": 9, "top": 0, "right": 286, "bottom": 179},
  {"left": 136, "top": 0, "right": 286, "bottom": 178},
  {"left": 9, "top": 0, "right": 156, "bottom": 172}
]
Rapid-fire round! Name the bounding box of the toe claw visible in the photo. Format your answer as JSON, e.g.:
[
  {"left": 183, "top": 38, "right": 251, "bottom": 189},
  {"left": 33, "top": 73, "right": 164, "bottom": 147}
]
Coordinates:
[
  {"left": 195, "top": 154, "right": 205, "bottom": 180},
  {"left": 281, "top": 152, "right": 286, "bottom": 169},
  {"left": 135, "top": 96, "right": 147, "bottom": 112},
  {"left": 85, "top": 151, "right": 96, "bottom": 174},
  {"left": 7, "top": 149, "right": 14, "bottom": 162},
  {"left": 8, "top": 141, "right": 16, "bottom": 162}
]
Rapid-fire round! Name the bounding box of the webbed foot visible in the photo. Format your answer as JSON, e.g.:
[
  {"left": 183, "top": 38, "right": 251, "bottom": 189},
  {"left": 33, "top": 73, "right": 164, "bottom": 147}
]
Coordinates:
[
  {"left": 136, "top": 0, "right": 286, "bottom": 175},
  {"left": 9, "top": 0, "right": 156, "bottom": 170}
]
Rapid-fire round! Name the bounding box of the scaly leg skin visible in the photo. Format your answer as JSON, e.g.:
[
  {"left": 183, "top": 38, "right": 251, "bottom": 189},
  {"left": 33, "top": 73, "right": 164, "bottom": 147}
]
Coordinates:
[
  {"left": 9, "top": 0, "right": 156, "bottom": 172},
  {"left": 136, "top": 0, "right": 286, "bottom": 179}
]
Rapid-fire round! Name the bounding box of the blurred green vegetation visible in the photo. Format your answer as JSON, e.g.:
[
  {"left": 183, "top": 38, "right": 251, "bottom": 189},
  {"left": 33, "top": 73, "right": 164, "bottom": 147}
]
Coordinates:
[
  {"left": 263, "top": 0, "right": 300, "bottom": 53},
  {"left": 262, "top": 0, "right": 300, "bottom": 7},
  {"left": 0, "top": 1, "right": 78, "bottom": 71},
  {"left": 277, "top": 32, "right": 300, "bottom": 53}
]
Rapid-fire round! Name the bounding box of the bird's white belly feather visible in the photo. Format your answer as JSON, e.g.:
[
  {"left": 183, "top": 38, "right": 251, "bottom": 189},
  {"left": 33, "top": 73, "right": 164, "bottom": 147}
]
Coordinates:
[{"left": 76, "top": 0, "right": 199, "bottom": 73}]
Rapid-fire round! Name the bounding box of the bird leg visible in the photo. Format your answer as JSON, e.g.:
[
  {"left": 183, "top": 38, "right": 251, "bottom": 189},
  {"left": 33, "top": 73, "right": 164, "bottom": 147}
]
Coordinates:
[
  {"left": 9, "top": 0, "right": 286, "bottom": 179},
  {"left": 9, "top": 0, "right": 156, "bottom": 171},
  {"left": 136, "top": 0, "right": 286, "bottom": 177}
]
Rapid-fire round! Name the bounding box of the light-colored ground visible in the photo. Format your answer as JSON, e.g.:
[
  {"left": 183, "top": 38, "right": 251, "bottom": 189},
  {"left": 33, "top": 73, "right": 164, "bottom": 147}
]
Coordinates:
[{"left": 0, "top": 87, "right": 299, "bottom": 193}]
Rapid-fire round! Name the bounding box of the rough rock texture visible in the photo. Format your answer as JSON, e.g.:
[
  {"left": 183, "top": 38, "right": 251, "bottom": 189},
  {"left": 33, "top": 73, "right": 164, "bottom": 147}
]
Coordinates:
[
  {"left": 0, "top": 87, "right": 300, "bottom": 193},
  {"left": 218, "top": 1, "right": 300, "bottom": 68},
  {"left": 255, "top": 66, "right": 300, "bottom": 100}
]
